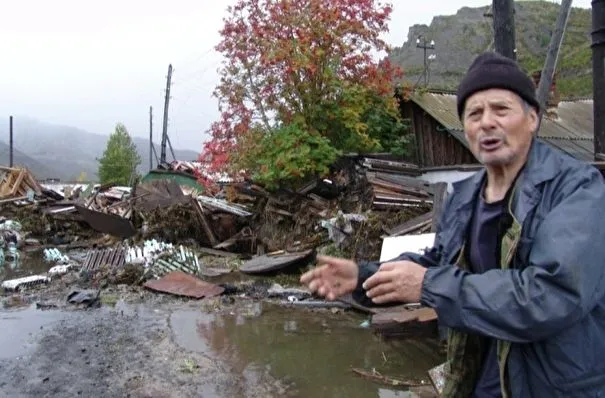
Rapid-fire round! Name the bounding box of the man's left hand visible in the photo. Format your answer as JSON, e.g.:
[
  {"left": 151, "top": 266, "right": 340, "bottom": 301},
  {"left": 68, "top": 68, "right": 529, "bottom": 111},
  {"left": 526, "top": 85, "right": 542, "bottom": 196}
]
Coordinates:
[{"left": 362, "top": 260, "right": 427, "bottom": 304}]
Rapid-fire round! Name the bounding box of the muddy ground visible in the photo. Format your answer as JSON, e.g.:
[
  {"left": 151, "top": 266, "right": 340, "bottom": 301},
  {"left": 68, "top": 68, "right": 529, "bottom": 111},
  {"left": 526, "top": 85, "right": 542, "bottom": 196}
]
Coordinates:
[
  {"left": 0, "top": 269, "right": 442, "bottom": 398},
  {"left": 0, "top": 291, "right": 290, "bottom": 398}
]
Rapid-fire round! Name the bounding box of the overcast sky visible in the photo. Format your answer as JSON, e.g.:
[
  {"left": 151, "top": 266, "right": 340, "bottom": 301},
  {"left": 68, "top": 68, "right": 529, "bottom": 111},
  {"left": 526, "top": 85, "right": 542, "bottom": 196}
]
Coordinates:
[{"left": 0, "top": 0, "right": 593, "bottom": 151}]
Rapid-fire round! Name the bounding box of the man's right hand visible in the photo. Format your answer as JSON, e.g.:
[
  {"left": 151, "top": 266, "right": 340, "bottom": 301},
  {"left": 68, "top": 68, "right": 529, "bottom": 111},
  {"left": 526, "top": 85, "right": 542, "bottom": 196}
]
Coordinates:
[{"left": 300, "top": 255, "right": 359, "bottom": 301}]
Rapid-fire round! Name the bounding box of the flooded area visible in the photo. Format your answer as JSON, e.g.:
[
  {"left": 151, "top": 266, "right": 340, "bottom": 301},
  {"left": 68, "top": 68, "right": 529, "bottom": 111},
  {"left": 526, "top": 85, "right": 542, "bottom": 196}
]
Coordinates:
[
  {"left": 170, "top": 302, "right": 443, "bottom": 397},
  {"left": 0, "top": 250, "right": 444, "bottom": 397},
  {"left": 0, "top": 250, "right": 51, "bottom": 281},
  {"left": 0, "top": 298, "right": 444, "bottom": 397}
]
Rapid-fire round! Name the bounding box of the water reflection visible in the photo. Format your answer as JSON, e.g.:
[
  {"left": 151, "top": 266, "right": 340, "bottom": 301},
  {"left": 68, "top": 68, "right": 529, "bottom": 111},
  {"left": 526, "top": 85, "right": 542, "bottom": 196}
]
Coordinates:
[
  {"left": 0, "top": 250, "right": 50, "bottom": 281},
  {"left": 171, "top": 303, "right": 444, "bottom": 397}
]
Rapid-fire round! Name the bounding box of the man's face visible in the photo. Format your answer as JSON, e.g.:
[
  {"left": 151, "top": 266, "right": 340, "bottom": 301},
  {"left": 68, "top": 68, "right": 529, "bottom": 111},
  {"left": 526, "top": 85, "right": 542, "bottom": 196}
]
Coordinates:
[{"left": 463, "top": 88, "right": 538, "bottom": 167}]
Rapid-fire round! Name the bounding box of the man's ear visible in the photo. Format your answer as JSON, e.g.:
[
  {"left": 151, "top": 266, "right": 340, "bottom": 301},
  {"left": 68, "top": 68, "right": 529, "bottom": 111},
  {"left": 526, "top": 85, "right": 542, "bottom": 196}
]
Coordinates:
[{"left": 528, "top": 108, "right": 539, "bottom": 132}]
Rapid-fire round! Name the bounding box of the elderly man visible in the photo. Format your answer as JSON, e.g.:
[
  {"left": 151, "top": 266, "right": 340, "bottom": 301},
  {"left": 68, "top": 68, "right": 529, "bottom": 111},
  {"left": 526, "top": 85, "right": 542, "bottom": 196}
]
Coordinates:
[{"left": 300, "top": 52, "right": 605, "bottom": 397}]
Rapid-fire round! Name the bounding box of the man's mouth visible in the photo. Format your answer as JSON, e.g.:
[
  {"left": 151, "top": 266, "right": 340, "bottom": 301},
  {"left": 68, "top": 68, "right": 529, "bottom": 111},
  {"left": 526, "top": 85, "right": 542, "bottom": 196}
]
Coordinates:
[{"left": 479, "top": 137, "right": 503, "bottom": 152}]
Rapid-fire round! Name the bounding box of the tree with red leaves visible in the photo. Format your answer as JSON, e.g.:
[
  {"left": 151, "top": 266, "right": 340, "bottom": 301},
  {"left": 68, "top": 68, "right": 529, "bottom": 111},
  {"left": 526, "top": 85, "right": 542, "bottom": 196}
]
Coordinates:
[{"left": 201, "top": 0, "right": 408, "bottom": 189}]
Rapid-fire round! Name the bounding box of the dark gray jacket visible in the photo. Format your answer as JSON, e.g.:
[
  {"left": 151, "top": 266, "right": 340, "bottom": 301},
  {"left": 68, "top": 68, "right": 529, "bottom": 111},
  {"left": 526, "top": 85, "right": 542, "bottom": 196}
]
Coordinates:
[{"left": 356, "top": 140, "right": 605, "bottom": 397}]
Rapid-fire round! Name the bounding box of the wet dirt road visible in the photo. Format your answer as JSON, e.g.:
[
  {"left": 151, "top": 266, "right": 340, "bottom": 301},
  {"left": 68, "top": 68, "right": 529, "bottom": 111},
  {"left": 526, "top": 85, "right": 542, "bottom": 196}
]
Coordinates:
[
  {"left": 0, "top": 301, "right": 290, "bottom": 398},
  {"left": 0, "top": 297, "right": 443, "bottom": 398}
]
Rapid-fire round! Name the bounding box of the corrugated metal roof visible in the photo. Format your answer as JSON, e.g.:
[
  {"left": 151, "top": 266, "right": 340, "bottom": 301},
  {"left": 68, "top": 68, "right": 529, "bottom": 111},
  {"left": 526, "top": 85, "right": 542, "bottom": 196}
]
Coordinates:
[
  {"left": 410, "top": 92, "right": 463, "bottom": 131},
  {"left": 409, "top": 92, "right": 595, "bottom": 161}
]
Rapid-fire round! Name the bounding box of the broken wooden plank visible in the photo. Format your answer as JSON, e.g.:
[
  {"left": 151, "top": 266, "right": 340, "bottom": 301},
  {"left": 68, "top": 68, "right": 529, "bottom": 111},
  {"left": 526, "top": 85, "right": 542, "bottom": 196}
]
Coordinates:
[
  {"left": 0, "top": 195, "right": 28, "bottom": 204},
  {"left": 373, "top": 201, "right": 431, "bottom": 210},
  {"left": 351, "top": 368, "right": 425, "bottom": 388},
  {"left": 8, "top": 169, "right": 26, "bottom": 198},
  {"left": 368, "top": 172, "right": 435, "bottom": 194},
  {"left": 372, "top": 307, "right": 438, "bottom": 325},
  {"left": 198, "top": 247, "right": 242, "bottom": 258},
  {"left": 266, "top": 205, "right": 294, "bottom": 217},
  {"left": 362, "top": 158, "right": 420, "bottom": 172},
  {"left": 192, "top": 197, "right": 219, "bottom": 247},
  {"left": 387, "top": 211, "right": 434, "bottom": 237},
  {"left": 367, "top": 176, "right": 432, "bottom": 198},
  {"left": 213, "top": 227, "right": 254, "bottom": 249}
]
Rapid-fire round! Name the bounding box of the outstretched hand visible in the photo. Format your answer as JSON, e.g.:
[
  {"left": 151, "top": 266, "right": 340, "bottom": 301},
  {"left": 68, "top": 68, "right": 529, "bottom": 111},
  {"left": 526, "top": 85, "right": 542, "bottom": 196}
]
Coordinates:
[
  {"left": 363, "top": 260, "right": 427, "bottom": 304},
  {"left": 300, "top": 255, "right": 358, "bottom": 301}
]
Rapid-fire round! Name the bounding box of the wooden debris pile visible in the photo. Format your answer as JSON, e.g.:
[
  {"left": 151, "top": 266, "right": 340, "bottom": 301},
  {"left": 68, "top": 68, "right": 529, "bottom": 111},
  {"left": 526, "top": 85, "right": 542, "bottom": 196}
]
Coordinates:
[{"left": 0, "top": 166, "right": 42, "bottom": 202}]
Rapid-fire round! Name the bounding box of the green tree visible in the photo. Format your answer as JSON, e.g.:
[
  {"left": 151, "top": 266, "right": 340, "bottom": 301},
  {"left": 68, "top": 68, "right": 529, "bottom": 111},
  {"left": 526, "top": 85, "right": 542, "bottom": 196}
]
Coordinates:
[{"left": 97, "top": 123, "right": 141, "bottom": 185}]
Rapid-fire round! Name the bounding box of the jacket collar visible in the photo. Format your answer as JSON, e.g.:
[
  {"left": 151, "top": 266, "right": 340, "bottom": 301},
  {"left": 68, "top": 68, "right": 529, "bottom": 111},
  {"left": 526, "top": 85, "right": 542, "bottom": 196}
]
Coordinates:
[{"left": 449, "top": 139, "right": 558, "bottom": 216}]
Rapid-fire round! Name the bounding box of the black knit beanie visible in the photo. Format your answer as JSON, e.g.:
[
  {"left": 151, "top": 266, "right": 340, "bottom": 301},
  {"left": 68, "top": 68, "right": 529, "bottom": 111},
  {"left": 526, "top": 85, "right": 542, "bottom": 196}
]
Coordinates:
[{"left": 456, "top": 52, "right": 540, "bottom": 119}]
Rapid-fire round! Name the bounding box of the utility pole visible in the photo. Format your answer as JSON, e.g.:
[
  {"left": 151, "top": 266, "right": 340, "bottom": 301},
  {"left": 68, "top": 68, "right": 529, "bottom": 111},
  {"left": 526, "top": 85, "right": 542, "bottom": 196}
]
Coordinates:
[
  {"left": 536, "top": 0, "right": 573, "bottom": 120},
  {"left": 149, "top": 106, "right": 153, "bottom": 171},
  {"left": 9, "top": 116, "right": 13, "bottom": 167},
  {"left": 492, "top": 0, "right": 517, "bottom": 60},
  {"left": 416, "top": 35, "right": 436, "bottom": 86},
  {"left": 593, "top": 0, "right": 605, "bottom": 158},
  {"left": 160, "top": 64, "right": 173, "bottom": 165},
  {"left": 166, "top": 135, "right": 177, "bottom": 162}
]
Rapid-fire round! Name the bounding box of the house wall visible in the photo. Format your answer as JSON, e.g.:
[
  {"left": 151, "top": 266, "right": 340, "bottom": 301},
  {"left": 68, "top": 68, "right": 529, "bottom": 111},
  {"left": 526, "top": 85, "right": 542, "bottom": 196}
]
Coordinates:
[{"left": 399, "top": 101, "right": 477, "bottom": 168}]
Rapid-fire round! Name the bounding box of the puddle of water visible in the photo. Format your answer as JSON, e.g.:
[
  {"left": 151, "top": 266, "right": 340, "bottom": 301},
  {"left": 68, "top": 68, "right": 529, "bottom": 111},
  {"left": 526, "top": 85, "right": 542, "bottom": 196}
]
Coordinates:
[
  {"left": 0, "top": 250, "right": 52, "bottom": 281},
  {"left": 171, "top": 303, "right": 444, "bottom": 397},
  {"left": 0, "top": 305, "right": 71, "bottom": 359}
]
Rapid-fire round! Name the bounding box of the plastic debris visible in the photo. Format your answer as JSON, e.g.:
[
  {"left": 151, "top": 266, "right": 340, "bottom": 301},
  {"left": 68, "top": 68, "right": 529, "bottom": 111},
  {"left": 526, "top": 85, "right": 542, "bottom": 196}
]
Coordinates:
[
  {"left": 151, "top": 246, "right": 200, "bottom": 278},
  {"left": 0, "top": 220, "right": 22, "bottom": 232},
  {"left": 360, "top": 320, "right": 371, "bottom": 328},
  {"left": 49, "top": 264, "right": 74, "bottom": 276},
  {"left": 125, "top": 239, "right": 175, "bottom": 267},
  {"left": 2, "top": 275, "right": 49, "bottom": 291},
  {"left": 43, "top": 248, "right": 69, "bottom": 263},
  {"left": 6, "top": 241, "right": 19, "bottom": 261},
  {"left": 320, "top": 211, "right": 367, "bottom": 247}
]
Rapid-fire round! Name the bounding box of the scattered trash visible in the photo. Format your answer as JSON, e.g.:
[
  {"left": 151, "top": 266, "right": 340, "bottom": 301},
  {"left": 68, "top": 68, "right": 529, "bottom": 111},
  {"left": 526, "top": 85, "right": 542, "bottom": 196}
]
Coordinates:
[
  {"left": 267, "top": 283, "right": 311, "bottom": 300},
  {"left": 67, "top": 289, "right": 100, "bottom": 307},
  {"left": 428, "top": 362, "right": 447, "bottom": 395},
  {"left": 2, "top": 275, "right": 49, "bottom": 291},
  {"left": 49, "top": 264, "right": 75, "bottom": 276},
  {"left": 239, "top": 249, "right": 315, "bottom": 275},
  {"left": 351, "top": 368, "right": 426, "bottom": 388},
  {"left": 280, "top": 300, "right": 351, "bottom": 309},
  {"left": 44, "top": 248, "right": 69, "bottom": 263},
  {"left": 36, "top": 301, "right": 59, "bottom": 310},
  {"left": 82, "top": 246, "right": 127, "bottom": 273},
  {"left": 5, "top": 241, "right": 19, "bottom": 261},
  {"left": 359, "top": 320, "right": 371, "bottom": 328},
  {"left": 126, "top": 239, "right": 174, "bottom": 265},
  {"left": 321, "top": 211, "right": 367, "bottom": 247},
  {"left": 0, "top": 219, "right": 22, "bottom": 232}
]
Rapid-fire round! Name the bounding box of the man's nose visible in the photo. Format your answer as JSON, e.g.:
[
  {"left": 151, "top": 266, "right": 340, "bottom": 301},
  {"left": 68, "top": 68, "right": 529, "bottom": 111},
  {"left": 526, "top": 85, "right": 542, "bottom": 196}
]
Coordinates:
[{"left": 479, "top": 110, "right": 497, "bottom": 130}]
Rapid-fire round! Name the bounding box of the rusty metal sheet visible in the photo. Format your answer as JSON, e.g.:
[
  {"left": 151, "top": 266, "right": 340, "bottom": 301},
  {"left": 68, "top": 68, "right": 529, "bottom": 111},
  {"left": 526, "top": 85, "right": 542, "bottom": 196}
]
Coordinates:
[
  {"left": 75, "top": 204, "right": 136, "bottom": 238},
  {"left": 144, "top": 271, "right": 224, "bottom": 299},
  {"left": 239, "top": 249, "right": 314, "bottom": 275}
]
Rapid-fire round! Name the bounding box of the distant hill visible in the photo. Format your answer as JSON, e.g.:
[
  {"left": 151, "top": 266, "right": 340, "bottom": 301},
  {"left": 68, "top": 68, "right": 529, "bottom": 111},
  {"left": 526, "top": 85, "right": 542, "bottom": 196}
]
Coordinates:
[
  {"left": 0, "top": 141, "right": 62, "bottom": 179},
  {"left": 389, "top": 1, "right": 593, "bottom": 97},
  {"left": 0, "top": 118, "right": 200, "bottom": 181}
]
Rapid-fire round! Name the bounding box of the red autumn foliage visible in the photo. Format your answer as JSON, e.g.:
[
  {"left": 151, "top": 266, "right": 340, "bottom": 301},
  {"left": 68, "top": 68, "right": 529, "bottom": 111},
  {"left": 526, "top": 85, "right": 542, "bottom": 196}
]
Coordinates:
[{"left": 200, "top": 0, "right": 401, "bottom": 186}]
